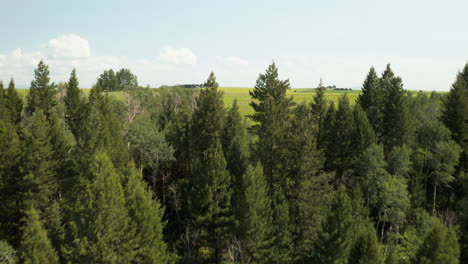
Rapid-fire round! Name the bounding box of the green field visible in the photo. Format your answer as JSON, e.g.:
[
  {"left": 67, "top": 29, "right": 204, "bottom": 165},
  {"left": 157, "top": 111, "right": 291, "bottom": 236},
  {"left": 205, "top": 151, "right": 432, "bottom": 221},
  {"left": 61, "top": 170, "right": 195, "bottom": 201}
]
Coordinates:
[{"left": 221, "top": 87, "right": 361, "bottom": 116}]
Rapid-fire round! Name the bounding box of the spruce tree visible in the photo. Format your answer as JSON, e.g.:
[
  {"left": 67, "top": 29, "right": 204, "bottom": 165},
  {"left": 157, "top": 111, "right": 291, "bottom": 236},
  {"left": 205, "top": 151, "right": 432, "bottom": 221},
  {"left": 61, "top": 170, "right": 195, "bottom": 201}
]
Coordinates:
[
  {"left": 353, "top": 103, "right": 376, "bottom": 157},
  {"left": 380, "top": 64, "right": 407, "bottom": 152},
  {"left": 191, "top": 139, "right": 235, "bottom": 264},
  {"left": 282, "top": 102, "right": 324, "bottom": 261},
  {"left": 77, "top": 82, "right": 130, "bottom": 169},
  {"left": 325, "top": 94, "right": 355, "bottom": 181},
  {"left": 240, "top": 164, "right": 272, "bottom": 264},
  {"left": 125, "top": 166, "right": 174, "bottom": 264},
  {"left": 0, "top": 81, "right": 9, "bottom": 121},
  {"left": 358, "top": 67, "right": 383, "bottom": 136},
  {"left": 311, "top": 83, "right": 328, "bottom": 149},
  {"left": 249, "top": 62, "right": 295, "bottom": 194},
  {"left": 0, "top": 121, "right": 22, "bottom": 245},
  {"left": 25, "top": 60, "right": 56, "bottom": 116},
  {"left": 63, "top": 69, "right": 83, "bottom": 136},
  {"left": 191, "top": 72, "right": 225, "bottom": 156},
  {"left": 314, "top": 186, "right": 354, "bottom": 264},
  {"left": 64, "top": 152, "right": 134, "bottom": 263},
  {"left": 19, "top": 207, "right": 59, "bottom": 264},
  {"left": 222, "top": 99, "right": 250, "bottom": 235},
  {"left": 411, "top": 219, "right": 460, "bottom": 264},
  {"left": 348, "top": 221, "right": 382, "bottom": 264},
  {"left": 5, "top": 78, "right": 23, "bottom": 125},
  {"left": 19, "top": 110, "right": 57, "bottom": 215}
]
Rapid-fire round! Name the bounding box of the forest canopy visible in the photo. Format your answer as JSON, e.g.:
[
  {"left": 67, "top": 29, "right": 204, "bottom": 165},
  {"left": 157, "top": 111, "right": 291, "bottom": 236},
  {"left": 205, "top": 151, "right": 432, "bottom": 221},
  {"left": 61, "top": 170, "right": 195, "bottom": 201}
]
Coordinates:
[{"left": 0, "top": 60, "right": 467, "bottom": 264}]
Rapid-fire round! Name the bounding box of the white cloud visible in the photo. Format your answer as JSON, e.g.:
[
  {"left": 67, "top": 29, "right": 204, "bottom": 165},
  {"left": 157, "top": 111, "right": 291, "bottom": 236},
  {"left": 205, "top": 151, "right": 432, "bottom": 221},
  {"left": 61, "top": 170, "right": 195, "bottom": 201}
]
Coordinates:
[
  {"left": 42, "top": 34, "right": 91, "bottom": 59},
  {"left": 0, "top": 35, "right": 205, "bottom": 88},
  {"left": 158, "top": 46, "right": 197, "bottom": 65},
  {"left": 217, "top": 56, "right": 249, "bottom": 66}
]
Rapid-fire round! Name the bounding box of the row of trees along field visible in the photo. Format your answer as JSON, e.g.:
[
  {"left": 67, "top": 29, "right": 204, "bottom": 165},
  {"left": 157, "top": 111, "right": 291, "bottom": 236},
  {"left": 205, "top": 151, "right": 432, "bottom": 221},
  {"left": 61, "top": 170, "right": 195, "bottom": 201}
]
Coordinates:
[{"left": 0, "top": 60, "right": 467, "bottom": 264}]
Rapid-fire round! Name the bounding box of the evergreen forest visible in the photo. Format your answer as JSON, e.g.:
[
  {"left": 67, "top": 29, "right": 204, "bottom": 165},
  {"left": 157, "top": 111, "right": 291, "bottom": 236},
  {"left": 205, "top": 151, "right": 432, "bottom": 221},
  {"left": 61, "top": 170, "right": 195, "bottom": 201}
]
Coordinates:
[{"left": 1, "top": 60, "right": 468, "bottom": 264}]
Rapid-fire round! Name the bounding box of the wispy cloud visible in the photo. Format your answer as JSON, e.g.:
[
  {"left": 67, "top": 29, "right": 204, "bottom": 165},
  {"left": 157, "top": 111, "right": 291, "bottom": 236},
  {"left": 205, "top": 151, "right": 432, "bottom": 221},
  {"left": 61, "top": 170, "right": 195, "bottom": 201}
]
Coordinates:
[
  {"left": 216, "top": 56, "right": 249, "bottom": 66},
  {"left": 158, "top": 46, "right": 197, "bottom": 65}
]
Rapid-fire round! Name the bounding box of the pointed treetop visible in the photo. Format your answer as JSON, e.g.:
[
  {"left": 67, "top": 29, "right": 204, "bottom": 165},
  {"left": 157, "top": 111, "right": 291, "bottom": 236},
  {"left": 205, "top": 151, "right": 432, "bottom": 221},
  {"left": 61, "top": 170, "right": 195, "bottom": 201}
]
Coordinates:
[{"left": 204, "top": 71, "right": 219, "bottom": 89}]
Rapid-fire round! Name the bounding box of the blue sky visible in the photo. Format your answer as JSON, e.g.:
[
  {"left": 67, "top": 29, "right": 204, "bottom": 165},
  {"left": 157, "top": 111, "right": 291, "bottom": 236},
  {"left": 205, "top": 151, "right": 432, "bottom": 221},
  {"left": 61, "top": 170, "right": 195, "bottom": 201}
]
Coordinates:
[{"left": 1, "top": 0, "right": 467, "bottom": 90}]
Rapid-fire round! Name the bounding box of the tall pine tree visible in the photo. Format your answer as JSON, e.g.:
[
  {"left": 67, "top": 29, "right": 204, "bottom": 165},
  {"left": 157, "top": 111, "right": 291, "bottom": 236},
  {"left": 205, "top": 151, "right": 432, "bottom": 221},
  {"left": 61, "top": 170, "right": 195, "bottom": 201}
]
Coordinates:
[
  {"left": 5, "top": 78, "right": 23, "bottom": 125},
  {"left": 25, "top": 60, "right": 56, "bottom": 116}
]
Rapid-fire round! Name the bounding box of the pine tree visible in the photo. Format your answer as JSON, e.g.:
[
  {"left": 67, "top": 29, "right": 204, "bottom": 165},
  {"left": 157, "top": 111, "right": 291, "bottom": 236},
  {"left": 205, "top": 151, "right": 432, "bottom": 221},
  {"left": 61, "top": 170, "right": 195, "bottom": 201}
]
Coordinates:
[
  {"left": 240, "top": 163, "right": 272, "bottom": 264},
  {"left": 19, "top": 207, "right": 59, "bottom": 264},
  {"left": 411, "top": 219, "right": 460, "bottom": 264},
  {"left": 77, "top": 82, "right": 130, "bottom": 169},
  {"left": 249, "top": 62, "right": 295, "bottom": 194},
  {"left": 63, "top": 152, "right": 134, "bottom": 263},
  {"left": 0, "top": 240, "right": 17, "bottom": 264},
  {"left": 311, "top": 83, "right": 328, "bottom": 149},
  {"left": 191, "top": 139, "right": 235, "bottom": 264},
  {"left": 0, "top": 81, "right": 9, "bottom": 121},
  {"left": 191, "top": 72, "right": 225, "bottom": 156},
  {"left": 348, "top": 221, "right": 382, "bottom": 264},
  {"left": 358, "top": 67, "right": 384, "bottom": 136},
  {"left": 125, "top": 166, "right": 174, "bottom": 264},
  {"left": 314, "top": 186, "right": 354, "bottom": 264},
  {"left": 325, "top": 94, "right": 355, "bottom": 181},
  {"left": 380, "top": 64, "right": 407, "bottom": 152},
  {"left": 0, "top": 121, "right": 22, "bottom": 245},
  {"left": 25, "top": 60, "right": 56, "bottom": 116},
  {"left": 19, "top": 110, "right": 57, "bottom": 215},
  {"left": 222, "top": 100, "right": 250, "bottom": 235},
  {"left": 353, "top": 103, "right": 376, "bottom": 157},
  {"left": 5, "top": 78, "right": 23, "bottom": 125},
  {"left": 63, "top": 69, "right": 83, "bottom": 136},
  {"left": 442, "top": 64, "right": 468, "bottom": 150},
  {"left": 282, "top": 103, "right": 324, "bottom": 261}
]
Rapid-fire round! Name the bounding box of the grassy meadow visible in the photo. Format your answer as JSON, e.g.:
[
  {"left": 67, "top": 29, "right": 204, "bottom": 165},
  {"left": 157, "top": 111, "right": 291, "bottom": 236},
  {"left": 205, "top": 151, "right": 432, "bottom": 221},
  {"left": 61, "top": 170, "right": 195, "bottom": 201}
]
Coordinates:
[{"left": 221, "top": 87, "right": 361, "bottom": 116}]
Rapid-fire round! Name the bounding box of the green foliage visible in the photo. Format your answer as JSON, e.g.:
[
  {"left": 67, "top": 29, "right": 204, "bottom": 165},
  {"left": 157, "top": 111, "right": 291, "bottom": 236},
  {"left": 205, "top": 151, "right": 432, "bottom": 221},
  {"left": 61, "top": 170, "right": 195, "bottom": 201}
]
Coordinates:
[
  {"left": 191, "top": 139, "right": 235, "bottom": 263},
  {"left": 116, "top": 68, "right": 138, "bottom": 90},
  {"left": 0, "top": 240, "right": 17, "bottom": 264},
  {"left": 127, "top": 113, "right": 174, "bottom": 174},
  {"left": 240, "top": 163, "right": 272, "bottom": 264},
  {"left": 19, "top": 110, "right": 57, "bottom": 214},
  {"left": 19, "top": 207, "right": 59, "bottom": 264},
  {"left": 358, "top": 67, "right": 384, "bottom": 137},
  {"left": 77, "top": 83, "right": 130, "bottom": 168},
  {"left": 222, "top": 100, "right": 250, "bottom": 237},
  {"left": 25, "top": 60, "right": 56, "bottom": 116},
  {"left": 442, "top": 64, "right": 468, "bottom": 148},
  {"left": 63, "top": 69, "right": 83, "bottom": 136},
  {"left": 353, "top": 103, "right": 376, "bottom": 156},
  {"left": 0, "top": 81, "right": 9, "bottom": 122},
  {"left": 381, "top": 64, "right": 408, "bottom": 152},
  {"left": 311, "top": 84, "right": 328, "bottom": 148},
  {"left": 314, "top": 186, "right": 354, "bottom": 264},
  {"left": 0, "top": 121, "right": 22, "bottom": 245},
  {"left": 325, "top": 94, "right": 355, "bottom": 181},
  {"left": 125, "top": 166, "right": 175, "bottom": 264},
  {"left": 348, "top": 221, "right": 382, "bottom": 264},
  {"left": 5, "top": 79, "right": 22, "bottom": 125},
  {"left": 355, "top": 144, "right": 388, "bottom": 208},
  {"left": 411, "top": 218, "right": 460, "bottom": 264},
  {"left": 249, "top": 62, "right": 294, "bottom": 193},
  {"left": 64, "top": 152, "right": 134, "bottom": 263},
  {"left": 191, "top": 72, "right": 225, "bottom": 156}
]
